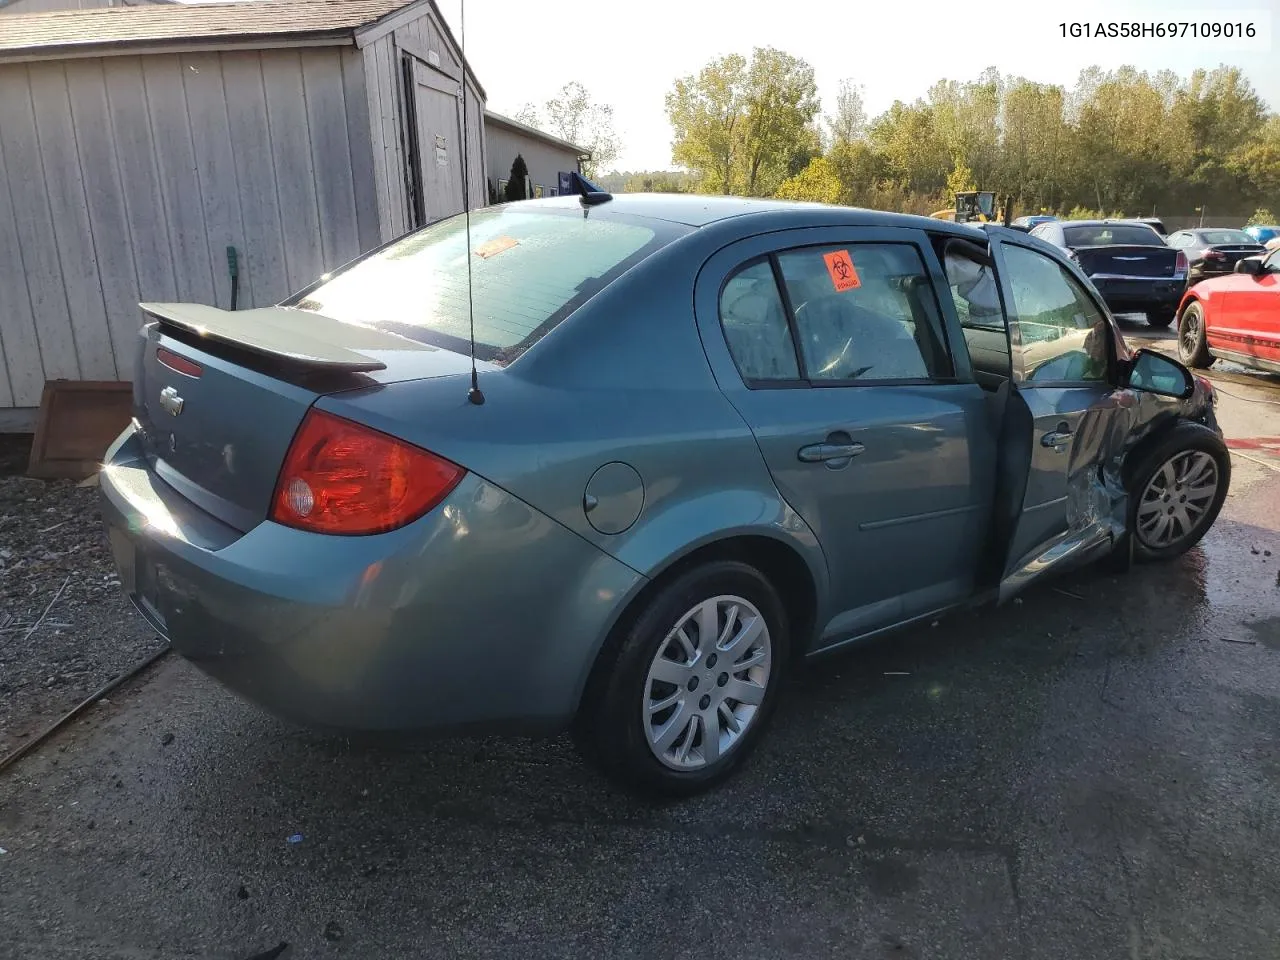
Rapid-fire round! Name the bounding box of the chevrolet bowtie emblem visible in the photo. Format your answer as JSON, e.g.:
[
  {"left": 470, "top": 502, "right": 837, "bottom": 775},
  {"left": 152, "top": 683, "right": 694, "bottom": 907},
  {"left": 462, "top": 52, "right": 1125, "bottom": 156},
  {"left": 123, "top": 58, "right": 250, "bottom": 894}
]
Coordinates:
[{"left": 159, "top": 386, "right": 184, "bottom": 417}]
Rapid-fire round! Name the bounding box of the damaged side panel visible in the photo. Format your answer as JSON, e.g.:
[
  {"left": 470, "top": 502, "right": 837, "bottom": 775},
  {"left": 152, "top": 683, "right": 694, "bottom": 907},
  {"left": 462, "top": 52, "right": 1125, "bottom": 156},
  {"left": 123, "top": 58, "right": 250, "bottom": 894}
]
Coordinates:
[{"left": 995, "top": 378, "right": 1215, "bottom": 603}]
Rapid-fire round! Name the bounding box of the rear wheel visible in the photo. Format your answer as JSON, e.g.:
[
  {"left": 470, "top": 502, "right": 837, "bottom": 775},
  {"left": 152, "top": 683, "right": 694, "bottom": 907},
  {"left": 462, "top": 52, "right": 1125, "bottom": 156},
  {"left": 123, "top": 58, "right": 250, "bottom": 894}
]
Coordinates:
[
  {"left": 1146, "top": 309, "right": 1176, "bottom": 329},
  {"left": 1177, "top": 301, "right": 1212, "bottom": 368},
  {"left": 1127, "top": 426, "right": 1230, "bottom": 562},
  {"left": 574, "top": 561, "right": 789, "bottom": 797}
]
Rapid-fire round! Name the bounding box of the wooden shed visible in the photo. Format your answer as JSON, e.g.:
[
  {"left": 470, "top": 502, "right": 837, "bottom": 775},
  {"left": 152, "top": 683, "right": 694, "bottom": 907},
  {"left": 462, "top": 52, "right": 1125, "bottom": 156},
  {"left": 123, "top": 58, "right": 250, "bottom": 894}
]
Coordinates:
[{"left": 0, "top": 0, "right": 487, "bottom": 431}]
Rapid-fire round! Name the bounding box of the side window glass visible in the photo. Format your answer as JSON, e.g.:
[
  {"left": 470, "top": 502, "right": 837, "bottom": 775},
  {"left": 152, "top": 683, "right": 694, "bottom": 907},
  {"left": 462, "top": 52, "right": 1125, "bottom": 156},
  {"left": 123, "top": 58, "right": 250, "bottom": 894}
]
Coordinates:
[
  {"left": 774, "top": 243, "right": 949, "bottom": 382},
  {"left": 1265, "top": 249, "right": 1280, "bottom": 272},
  {"left": 944, "top": 248, "right": 1011, "bottom": 382},
  {"left": 718, "top": 260, "right": 800, "bottom": 382},
  {"left": 1002, "top": 244, "right": 1111, "bottom": 383}
]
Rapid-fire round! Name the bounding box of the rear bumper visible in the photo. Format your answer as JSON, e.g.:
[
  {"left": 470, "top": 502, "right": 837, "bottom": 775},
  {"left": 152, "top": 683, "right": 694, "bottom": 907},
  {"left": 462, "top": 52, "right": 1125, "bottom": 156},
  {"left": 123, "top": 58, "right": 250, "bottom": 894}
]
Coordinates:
[
  {"left": 99, "top": 425, "right": 643, "bottom": 734},
  {"left": 1090, "top": 277, "right": 1186, "bottom": 313}
]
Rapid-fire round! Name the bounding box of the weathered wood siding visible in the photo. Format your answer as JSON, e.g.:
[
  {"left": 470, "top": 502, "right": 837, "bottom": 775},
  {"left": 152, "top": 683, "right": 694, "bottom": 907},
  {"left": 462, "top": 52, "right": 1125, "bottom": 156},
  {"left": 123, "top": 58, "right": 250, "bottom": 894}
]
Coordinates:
[
  {"left": 0, "top": 47, "right": 380, "bottom": 407},
  {"left": 362, "top": 12, "right": 486, "bottom": 243}
]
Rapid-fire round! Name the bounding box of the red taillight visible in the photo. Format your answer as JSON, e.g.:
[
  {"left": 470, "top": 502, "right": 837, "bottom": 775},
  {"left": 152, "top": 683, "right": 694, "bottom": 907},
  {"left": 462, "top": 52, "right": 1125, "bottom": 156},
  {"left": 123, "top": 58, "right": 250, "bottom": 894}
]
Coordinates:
[
  {"left": 1175, "top": 251, "right": 1189, "bottom": 274},
  {"left": 1204, "top": 250, "right": 1226, "bottom": 261},
  {"left": 270, "top": 409, "right": 464, "bottom": 536},
  {"left": 156, "top": 347, "right": 202, "bottom": 378}
]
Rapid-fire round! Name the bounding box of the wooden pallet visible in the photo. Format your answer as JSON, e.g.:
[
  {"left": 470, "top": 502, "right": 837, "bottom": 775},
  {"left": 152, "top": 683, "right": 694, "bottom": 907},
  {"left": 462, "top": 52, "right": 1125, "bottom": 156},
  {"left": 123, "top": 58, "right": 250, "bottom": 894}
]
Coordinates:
[{"left": 27, "top": 380, "right": 133, "bottom": 481}]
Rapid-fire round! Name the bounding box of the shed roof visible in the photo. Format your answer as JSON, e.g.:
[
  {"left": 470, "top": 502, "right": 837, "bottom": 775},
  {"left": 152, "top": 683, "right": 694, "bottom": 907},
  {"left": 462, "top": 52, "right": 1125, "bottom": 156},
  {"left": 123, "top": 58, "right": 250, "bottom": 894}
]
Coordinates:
[
  {"left": 0, "top": 0, "right": 481, "bottom": 94},
  {"left": 484, "top": 110, "right": 590, "bottom": 159}
]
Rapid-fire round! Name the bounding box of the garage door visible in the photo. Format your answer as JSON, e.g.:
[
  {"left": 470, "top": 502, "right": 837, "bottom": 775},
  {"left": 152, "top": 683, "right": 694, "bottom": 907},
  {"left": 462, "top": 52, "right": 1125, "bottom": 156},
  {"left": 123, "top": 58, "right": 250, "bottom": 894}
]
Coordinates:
[{"left": 409, "top": 58, "right": 465, "bottom": 224}]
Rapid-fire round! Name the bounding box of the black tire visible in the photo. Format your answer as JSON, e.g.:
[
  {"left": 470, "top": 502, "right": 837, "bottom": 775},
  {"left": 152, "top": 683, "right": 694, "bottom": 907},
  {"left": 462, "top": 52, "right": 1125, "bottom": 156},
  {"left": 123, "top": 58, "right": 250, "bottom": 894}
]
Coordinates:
[
  {"left": 1177, "top": 300, "right": 1213, "bottom": 368},
  {"left": 1146, "top": 309, "right": 1176, "bottom": 329},
  {"left": 573, "top": 560, "right": 790, "bottom": 798},
  {"left": 1126, "top": 423, "right": 1230, "bottom": 563}
]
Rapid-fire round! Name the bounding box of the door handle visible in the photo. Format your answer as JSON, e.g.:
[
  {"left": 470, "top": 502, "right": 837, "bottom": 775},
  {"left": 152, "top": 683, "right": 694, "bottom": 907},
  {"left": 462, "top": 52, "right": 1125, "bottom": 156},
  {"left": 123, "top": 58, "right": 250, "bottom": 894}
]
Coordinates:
[
  {"left": 798, "top": 442, "right": 866, "bottom": 463},
  {"left": 1040, "top": 430, "right": 1073, "bottom": 450}
]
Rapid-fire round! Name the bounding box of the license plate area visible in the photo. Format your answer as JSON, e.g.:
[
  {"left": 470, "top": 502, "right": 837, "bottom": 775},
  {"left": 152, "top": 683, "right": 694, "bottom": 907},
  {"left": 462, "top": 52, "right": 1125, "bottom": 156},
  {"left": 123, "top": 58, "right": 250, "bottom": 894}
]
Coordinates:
[{"left": 109, "top": 527, "right": 167, "bottom": 633}]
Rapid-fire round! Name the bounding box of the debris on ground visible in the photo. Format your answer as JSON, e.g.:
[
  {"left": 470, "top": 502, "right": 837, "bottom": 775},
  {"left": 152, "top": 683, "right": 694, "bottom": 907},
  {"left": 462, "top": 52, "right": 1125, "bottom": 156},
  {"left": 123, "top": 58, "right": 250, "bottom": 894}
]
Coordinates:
[
  {"left": 1053, "top": 587, "right": 1085, "bottom": 600},
  {"left": 240, "top": 943, "right": 288, "bottom": 960},
  {"left": 287, "top": 833, "right": 304, "bottom": 844},
  {"left": 323, "top": 921, "right": 345, "bottom": 942},
  {"left": 0, "top": 461, "right": 163, "bottom": 756},
  {"left": 160, "top": 732, "right": 174, "bottom": 746},
  {"left": 1220, "top": 637, "right": 1258, "bottom": 645}
]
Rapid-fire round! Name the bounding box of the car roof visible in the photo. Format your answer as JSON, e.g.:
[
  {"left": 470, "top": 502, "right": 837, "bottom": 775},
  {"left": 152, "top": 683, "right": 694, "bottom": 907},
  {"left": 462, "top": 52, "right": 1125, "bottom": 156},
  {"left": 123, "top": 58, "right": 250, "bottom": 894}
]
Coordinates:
[
  {"left": 516, "top": 192, "right": 989, "bottom": 238},
  {"left": 1057, "top": 219, "right": 1158, "bottom": 228}
]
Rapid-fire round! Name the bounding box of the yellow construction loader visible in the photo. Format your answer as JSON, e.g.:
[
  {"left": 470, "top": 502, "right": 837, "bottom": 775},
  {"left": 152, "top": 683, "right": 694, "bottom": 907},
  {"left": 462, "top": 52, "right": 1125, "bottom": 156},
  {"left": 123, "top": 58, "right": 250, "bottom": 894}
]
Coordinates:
[{"left": 932, "top": 191, "right": 1014, "bottom": 226}]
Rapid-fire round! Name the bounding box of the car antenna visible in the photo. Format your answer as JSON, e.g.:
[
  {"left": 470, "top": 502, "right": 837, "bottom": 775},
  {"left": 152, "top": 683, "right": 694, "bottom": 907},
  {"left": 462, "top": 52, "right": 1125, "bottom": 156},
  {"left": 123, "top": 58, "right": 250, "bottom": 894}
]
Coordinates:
[
  {"left": 571, "top": 170, "right": 612, "bottom": 211},
  {"left": 458, "top": 0, "right": 484, "bottom": 405}
]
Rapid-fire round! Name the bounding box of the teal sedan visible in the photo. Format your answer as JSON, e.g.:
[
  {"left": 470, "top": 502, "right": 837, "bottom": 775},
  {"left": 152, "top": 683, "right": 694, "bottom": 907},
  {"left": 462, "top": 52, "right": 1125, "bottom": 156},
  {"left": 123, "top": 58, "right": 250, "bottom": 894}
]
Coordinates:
[{"left": 101, "top": 194, "right": 1229, "bottom": 796}]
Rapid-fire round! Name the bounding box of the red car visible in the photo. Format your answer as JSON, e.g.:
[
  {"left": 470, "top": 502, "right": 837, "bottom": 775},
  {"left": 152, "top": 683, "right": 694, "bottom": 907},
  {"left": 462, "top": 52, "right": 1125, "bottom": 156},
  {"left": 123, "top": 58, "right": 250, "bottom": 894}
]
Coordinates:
[{"left": 1176, "top": 248, "right": 1280, "bottom": 373}]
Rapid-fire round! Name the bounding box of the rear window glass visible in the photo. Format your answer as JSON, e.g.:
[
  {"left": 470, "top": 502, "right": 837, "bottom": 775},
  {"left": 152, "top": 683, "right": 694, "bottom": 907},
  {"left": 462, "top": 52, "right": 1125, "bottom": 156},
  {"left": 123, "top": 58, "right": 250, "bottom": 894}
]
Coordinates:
[
  {"left": 1063, "top": 224, "right": 1164, "bottom": 247},
  {"left": 291, "top": 206, "right": 678, "bottom": 365},
  {"left": 1198, "top": 229, "right": 1255, "bottom": 245}
]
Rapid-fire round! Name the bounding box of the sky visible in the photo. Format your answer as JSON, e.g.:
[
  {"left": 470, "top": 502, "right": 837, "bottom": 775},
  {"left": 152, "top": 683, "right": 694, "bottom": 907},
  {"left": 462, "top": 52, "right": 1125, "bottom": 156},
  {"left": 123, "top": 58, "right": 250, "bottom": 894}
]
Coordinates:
[{"left": 432, "top": 0, "right": 1280, "bottom": 172}]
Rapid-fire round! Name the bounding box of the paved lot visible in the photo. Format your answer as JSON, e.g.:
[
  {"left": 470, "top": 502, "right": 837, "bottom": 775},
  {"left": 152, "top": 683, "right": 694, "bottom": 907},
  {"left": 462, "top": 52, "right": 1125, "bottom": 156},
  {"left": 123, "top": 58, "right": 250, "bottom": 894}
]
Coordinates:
[{"left": 3, "top": 325, "right": 1280, "bottom": 959}]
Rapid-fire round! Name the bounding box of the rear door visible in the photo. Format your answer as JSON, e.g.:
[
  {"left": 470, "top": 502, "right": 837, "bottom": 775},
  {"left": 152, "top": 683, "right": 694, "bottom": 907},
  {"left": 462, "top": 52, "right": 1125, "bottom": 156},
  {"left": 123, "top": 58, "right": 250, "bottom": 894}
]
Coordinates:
[
  {"left": 989, "top": 235, "right": 1125, "bottom": 596},
  {"left": 695, "top": 226, "right": 999, "bottom": 644}
]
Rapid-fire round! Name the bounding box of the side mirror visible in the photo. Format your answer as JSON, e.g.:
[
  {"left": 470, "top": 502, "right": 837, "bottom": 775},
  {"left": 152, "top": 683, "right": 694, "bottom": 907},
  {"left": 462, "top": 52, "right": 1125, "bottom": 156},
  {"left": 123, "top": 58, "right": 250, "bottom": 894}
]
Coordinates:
[
  {"left": 1235, "top": 256, "right": 1264, "bottom": 275},
  {"left": 1124, "top": 348, "right": 1195, "bottom": 399}
]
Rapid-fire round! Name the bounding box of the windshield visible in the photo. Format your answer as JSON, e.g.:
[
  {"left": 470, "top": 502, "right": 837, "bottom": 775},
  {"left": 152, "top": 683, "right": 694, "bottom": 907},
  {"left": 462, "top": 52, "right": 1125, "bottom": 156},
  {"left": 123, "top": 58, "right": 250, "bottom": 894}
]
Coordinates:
[
  {"left": 1199, "top": 229, "right": 1255, "bottom": 245},
  {"left": 290, "top": 206, "right": 681, "bottom": 365},
  {"left": 1062, "top": 224, "right": 1164, "bottom": 247}
]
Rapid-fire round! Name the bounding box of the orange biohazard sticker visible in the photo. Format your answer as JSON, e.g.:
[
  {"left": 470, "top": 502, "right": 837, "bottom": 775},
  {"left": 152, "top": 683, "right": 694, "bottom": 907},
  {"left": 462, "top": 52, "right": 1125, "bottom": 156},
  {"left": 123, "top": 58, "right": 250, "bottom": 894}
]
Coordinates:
[
  {"left": 473, "top": 235, "right": 519, "bottom": 259},
  {"left": 823, "top": 249, "right": 861, "bottom": 292}
]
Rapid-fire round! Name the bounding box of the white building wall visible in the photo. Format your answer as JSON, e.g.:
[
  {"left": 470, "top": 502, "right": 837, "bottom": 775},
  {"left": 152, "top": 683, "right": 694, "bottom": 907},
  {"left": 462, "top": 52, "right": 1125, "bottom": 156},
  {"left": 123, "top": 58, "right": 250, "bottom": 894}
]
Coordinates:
[
  {"left": 486, "top": 123, "right": 582, "bottom": 198},
  {"left": 0, "top": 47, "right": 380, "bottom": 410}
]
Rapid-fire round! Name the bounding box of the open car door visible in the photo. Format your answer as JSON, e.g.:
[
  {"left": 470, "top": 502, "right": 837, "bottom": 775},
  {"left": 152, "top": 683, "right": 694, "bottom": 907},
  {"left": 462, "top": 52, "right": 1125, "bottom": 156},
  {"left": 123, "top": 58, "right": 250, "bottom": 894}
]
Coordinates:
[{"left": 985, "top": 231, "right": 1132, "bottom": 601}]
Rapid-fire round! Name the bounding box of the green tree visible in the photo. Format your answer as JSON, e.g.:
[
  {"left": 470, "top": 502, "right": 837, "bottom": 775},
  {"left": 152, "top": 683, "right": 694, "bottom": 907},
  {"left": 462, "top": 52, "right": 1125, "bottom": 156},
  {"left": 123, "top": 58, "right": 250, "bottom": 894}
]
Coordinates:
[
  {"left": 826, "top": 78, "right": 867, "bottom": 147},
  {"left": 1247, "top": 207, "right": 1277, "bottom": 226},
  {"left": 946, "top": 159, "right": 976, "bottom": 198},
  {"left": 665, "top": 47, "right": 819, "bottom": 196},
  {"left": 775, "top": 156, "right": 843, "bottom": 204},
  {"left": 504, "top": 155, "right": 529, "bottom": 202}
]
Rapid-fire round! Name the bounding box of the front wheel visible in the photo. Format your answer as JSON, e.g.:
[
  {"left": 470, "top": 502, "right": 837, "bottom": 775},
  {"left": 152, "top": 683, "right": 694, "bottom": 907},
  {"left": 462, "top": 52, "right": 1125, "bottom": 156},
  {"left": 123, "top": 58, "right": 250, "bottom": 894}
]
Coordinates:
[
  {"left": 1128, "top": 426, "right": 1230, "bottom": 562},
  {"left": 574, "top": 561, "right": 789, "bottom": 797},
  {"left": 1177, "top": 301, "right": 1212, "bottom": 368}
]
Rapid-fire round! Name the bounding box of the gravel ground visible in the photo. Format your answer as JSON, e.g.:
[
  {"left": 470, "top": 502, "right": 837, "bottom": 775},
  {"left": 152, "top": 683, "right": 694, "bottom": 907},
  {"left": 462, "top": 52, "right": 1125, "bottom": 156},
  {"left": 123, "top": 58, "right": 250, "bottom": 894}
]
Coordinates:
[{"left": 0, "top": 436, "right": 161, "bottom": 757}]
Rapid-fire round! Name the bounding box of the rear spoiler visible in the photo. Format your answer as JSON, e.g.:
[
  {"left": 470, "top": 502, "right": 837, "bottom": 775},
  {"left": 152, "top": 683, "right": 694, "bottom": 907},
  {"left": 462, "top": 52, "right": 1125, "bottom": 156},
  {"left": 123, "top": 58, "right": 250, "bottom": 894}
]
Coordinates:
[{"left": 139, "top": 302, "right": 422, "bottom": 373}]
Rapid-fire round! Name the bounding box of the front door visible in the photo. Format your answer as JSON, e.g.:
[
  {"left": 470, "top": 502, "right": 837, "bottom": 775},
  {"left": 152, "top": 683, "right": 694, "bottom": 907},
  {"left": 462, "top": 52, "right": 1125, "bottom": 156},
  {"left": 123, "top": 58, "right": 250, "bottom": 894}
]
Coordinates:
[
  {"left": 1234, "top": 248, "right": 1280, "bottom": 364},
  {"left": 694, "top": 227, "right": 999, "bottom": 644},
  {"left": 990, "top": 236, "right": 1124, "bottom": 595},
  {"left": 408, "top": 58, "right": 465, "bottom": 225}
]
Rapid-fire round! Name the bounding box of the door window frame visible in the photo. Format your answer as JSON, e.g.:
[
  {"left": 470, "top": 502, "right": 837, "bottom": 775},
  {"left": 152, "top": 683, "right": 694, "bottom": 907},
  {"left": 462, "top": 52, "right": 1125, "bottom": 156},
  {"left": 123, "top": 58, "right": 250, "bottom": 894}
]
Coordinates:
[
  {"left": 991, "top": 235, "right": 1122, "bottom": 389},
  {"left": 701, "top": 226, "right": 974, "bottom": 394}
]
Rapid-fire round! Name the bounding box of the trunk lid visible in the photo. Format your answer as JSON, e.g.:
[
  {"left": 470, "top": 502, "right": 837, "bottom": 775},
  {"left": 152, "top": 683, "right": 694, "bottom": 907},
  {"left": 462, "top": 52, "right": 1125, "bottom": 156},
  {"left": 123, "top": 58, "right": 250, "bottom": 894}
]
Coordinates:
[
  {"left": 1205, "top": 243, "right": 1266, "bottom": 267},
  {"left": 132, "top": 303, "right": 487, "bottom": 532},
  {"left": 1071, "top": 244, "right": 1181, "bottom": 279}
]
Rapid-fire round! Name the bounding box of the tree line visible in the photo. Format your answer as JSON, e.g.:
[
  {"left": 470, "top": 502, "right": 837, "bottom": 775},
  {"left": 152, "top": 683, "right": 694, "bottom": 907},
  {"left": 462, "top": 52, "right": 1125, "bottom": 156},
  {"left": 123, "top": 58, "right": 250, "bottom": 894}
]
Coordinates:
[{"left": 658, "top": 50, "right": 1280, "bottom": 222}]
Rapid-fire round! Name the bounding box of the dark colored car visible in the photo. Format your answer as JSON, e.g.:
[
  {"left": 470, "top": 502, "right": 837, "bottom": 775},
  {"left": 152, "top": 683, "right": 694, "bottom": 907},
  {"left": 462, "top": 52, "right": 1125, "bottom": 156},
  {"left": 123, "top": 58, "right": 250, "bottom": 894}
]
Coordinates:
[
  {"left": 1030, "top": 219, "right": 1187, "bottom": 327},
  {"left": 100, "top": 195, "right": 1229, "bottom": 796},
  {"left": 1167, "top": 228, "right": 1267, "bottom": 282}
]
